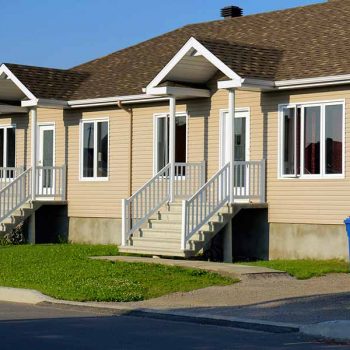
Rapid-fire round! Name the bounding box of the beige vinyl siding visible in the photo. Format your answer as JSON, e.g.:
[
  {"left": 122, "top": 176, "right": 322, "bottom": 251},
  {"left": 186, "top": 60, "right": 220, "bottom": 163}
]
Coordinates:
[
  {"left": 65, "top": 107, "right": 130, "bottom": 218},
  {"left": 265, "top": 86, "right": 350, "bottom": 225}
]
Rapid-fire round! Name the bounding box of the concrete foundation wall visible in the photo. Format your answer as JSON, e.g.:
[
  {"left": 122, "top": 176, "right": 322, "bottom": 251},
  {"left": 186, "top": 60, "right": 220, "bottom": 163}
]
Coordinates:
[
  {"left": 269, "top": 223, "right": 349, "bottom": 261},
  {"left": 68, "top": 217, "right": 122, "bottom": 245}
]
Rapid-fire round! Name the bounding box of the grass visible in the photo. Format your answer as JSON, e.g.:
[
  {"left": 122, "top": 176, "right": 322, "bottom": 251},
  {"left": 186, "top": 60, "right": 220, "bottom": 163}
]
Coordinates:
[
  {"left": 239, "top": 259, "right": 350, "bottom": 280},
  {"left": 0, "top": 244, "right": 235, "bottom": 302}
]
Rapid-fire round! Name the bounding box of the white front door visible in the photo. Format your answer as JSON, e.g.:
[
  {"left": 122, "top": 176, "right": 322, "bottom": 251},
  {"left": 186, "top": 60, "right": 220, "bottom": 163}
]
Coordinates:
[
  {"left": 37, "top": 124, "right": 55, "bottom": 196},
  {"left": 220, "top": 110, "right": 250, "bottom": 193}
]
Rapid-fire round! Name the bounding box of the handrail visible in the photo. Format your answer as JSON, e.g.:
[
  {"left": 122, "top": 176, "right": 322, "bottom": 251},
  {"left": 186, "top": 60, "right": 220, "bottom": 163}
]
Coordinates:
[
  {"left": 0, "top": 167, "right": 25, "bottom": 189},
  {"left": 181, "top": 163, "right": 230, "bottom": 250},
  {"left": 122, "top": 164, "right": 171, "bottom": 246},
  {"left": 0, "top": 167, "right": 32, "bottom": 222}
]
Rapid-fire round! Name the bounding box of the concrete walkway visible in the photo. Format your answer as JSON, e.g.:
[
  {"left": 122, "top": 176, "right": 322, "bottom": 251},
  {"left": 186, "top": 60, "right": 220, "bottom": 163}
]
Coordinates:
[
  {"left": 92, "top": 256, "right": 350, "bottom": 328},
  {"left": 92, "top": 255, "right": 285, "bottom": 278}
]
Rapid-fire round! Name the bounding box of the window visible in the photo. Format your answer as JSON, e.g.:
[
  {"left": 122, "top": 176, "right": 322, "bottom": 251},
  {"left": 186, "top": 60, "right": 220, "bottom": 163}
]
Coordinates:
[
  {"left": 81, "top": 119, "right": 109, "bottom": 180},
  {"left": 0, "top": 126, "right": 15, "bottom": 169},
  {"left": 280, "top": 102, "right": 344, "bottom": 178},
  {"left": 154, "top": 114, "right": 187, "bottom": 174}
]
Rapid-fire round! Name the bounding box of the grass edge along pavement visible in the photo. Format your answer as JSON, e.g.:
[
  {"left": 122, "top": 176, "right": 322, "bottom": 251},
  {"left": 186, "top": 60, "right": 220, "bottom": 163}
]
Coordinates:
[
  {"left": 239, "top": 259, "right": 349, "bottom": 280},
  {"left": 0, "top": 244, "right": 236, "bottom": 302}
]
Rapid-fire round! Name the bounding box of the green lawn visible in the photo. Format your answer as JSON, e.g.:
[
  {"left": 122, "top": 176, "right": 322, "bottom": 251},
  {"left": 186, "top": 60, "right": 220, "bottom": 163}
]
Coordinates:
[
  {"left": 240, "top": 259, "right": 349, "bottom": 280},
  {"left": 0, "top": 244, "right": 235, "bottom": 302}
]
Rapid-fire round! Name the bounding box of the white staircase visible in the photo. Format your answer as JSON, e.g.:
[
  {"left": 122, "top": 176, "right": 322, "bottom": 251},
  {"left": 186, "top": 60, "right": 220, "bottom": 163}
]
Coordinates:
[
  {"left": 121, "top": 160, "right": 266, "bottom": 258},
  {"left": 120, "top": 200, "right": 237, "bottom": 257},
  {"left": 0, "top": 201, "right": 41, "bottom": 237}
]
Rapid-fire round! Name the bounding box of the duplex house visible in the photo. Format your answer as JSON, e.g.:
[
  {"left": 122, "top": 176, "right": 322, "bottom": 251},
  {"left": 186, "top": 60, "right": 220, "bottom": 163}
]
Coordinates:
[{"left": 0, "top": 0, "right": 349, "bottom": 261}]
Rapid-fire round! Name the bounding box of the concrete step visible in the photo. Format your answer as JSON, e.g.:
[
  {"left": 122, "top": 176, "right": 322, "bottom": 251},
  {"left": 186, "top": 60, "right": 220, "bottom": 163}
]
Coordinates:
[
  {"left": 130, "top": 237, "right": 182, "bottom": 250},
  {"left": 118, "top": 246, "right": 194, "bottom": 258},
  {"left": 150, "top": 211, "right": 183, "bottom": 221},
  {"left": 135, "top": 228, "right": 215, "bottom": 243},
  {"left": 148, "top": 220, "right": 182, "bottom": 230},
  {"left": 135, "top": 229, "right": 182, "bottom": 239}
]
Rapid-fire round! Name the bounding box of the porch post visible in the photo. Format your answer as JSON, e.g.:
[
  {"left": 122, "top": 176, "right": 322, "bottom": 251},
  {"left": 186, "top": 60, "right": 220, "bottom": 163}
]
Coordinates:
[
  {"left": 228, "top": 89, "right": 236, "bottom": 204},
  {"left": 169, "top": 95, "right": 176, "bottom": 202},
  {"left": 30, "top": 107, "right": 37, "bottom": 200}
]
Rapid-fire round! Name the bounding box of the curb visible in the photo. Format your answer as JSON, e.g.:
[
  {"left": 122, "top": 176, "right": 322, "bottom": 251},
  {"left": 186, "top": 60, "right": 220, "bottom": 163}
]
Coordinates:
[
  {"left": 0, "top": 286, "right": 300, "bottom": 334},
  {"left": 128, "top": 309, "right": 300, "bottom": 334},
  {"left": 300, "top": 321, "right": 350, "bottom": 342}
]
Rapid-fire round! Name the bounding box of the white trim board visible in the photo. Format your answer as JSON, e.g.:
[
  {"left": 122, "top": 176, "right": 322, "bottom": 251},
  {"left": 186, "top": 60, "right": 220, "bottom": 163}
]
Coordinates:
[
  {"left": 146, "top": 37, "right": 243, "bottom": 91},
  {"left": 0, "top": 64, "right": 36, "bottom": 101}
]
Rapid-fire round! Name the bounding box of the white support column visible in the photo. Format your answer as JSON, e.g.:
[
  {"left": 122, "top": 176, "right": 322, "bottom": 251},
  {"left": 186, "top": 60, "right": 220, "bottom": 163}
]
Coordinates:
[
  {"left": 30, "top": 107, "right": 37, "bottom": 201},
  {"left": 169, "top": 95, "right": 176, "bottom": 202},
  {"left": 228, "top": 89, "right": 236, "bottom": 204}
]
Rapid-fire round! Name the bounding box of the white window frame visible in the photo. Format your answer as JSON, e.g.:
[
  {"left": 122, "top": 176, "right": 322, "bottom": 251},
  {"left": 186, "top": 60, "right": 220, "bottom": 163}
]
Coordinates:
[
  {"left": 152, "top": 112, "right": 188, "bottom": 175},
  {"left": 278, "top": 100, "right": 345, "bottom": 180},
  {"left": 0, "top": 124, "right": 16, "bottom": 169},
  {"left": 79, "top": 117, "right": 109, "bottom": 182}
]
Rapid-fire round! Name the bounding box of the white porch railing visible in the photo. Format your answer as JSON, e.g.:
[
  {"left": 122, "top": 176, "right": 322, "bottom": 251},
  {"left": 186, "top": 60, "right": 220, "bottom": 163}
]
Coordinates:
[
  {"left": 234, "top": 160, "right": 266, "bottom": 203},
  {"left": 181, "top": 163, "right": 230, "bottom": 250},
  {"left": 174, "top": 161, "right": 206, "bottom": 198},
  {"left": 0, "top": 168, "right": 32, "bottom": 222},
  {"left": 0, "top": 167, "right": 25, "bottom": 189},
  {"left": 0, "top": 165, "right": 67, "bottom": 224},
  {"left": 181, "top": 160, "right": 266, "bottom": 250},
  {"left": 35, "top": 165, "right": 67, "bottom": 200},
  {"left": 121, "top": 162, "right": 206, "bottom": 246}
]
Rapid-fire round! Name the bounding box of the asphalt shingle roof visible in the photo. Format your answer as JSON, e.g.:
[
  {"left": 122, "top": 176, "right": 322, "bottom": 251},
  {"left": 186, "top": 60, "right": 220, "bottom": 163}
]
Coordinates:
[{"left": 3, "top": 0, "right": 350, "bottom": 100}]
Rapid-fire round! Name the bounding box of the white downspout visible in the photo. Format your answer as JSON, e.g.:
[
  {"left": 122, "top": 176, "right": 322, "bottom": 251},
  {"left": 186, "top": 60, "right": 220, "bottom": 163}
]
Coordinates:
[
  {"left": 30, "top": 107, "right": 37, "bottom": 201},
  {"left": 169, "top": 95, "right": 176, "bottom": 203}
]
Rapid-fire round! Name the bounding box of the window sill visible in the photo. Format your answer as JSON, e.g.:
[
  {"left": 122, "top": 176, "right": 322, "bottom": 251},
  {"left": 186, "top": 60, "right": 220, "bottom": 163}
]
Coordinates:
[
  {"left": 79, "top": 177, "right": 109, "bottom": 182},
  {"left": 279, "top": 175, "right": 345, "bottom": 180}
]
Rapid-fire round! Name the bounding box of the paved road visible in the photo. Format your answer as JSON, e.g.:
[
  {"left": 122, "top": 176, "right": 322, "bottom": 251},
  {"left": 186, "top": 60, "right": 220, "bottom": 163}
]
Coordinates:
[{"left": 0, "top": 302, "right": 348, "bottom": 350}]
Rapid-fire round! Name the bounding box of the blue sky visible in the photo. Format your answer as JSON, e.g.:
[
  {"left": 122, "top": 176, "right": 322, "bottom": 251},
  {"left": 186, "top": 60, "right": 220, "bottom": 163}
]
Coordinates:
[{"left": 0, "top": 0, "right": 325, "bottom": 69}]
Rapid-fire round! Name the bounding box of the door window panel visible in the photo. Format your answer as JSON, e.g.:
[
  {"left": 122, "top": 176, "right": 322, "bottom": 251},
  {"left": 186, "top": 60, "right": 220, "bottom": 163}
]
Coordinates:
[{"left": 42, "top": 129, "right": 54, "bottom": 188}]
